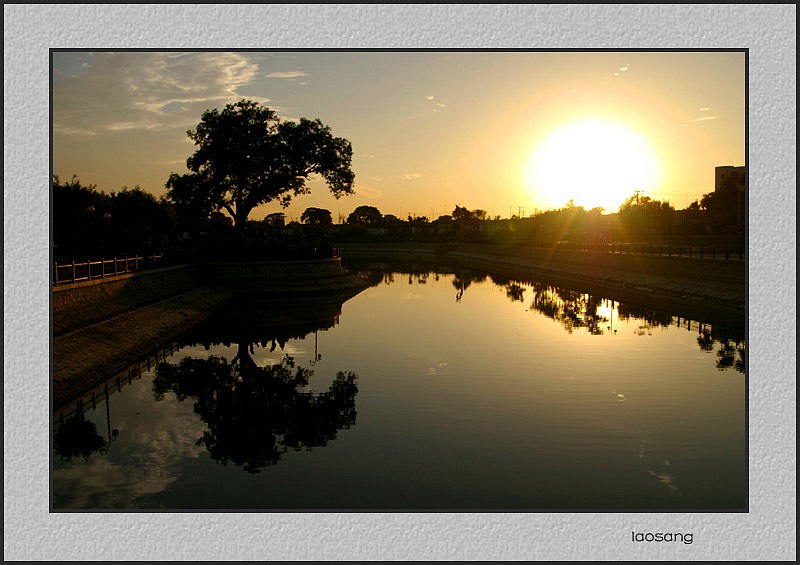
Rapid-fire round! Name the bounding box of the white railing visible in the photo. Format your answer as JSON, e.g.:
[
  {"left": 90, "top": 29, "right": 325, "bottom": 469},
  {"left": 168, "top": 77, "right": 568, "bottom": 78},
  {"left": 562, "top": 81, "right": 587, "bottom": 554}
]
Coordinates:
[{"left": 53, "top": 255, "right": 163, "bottom": 286}]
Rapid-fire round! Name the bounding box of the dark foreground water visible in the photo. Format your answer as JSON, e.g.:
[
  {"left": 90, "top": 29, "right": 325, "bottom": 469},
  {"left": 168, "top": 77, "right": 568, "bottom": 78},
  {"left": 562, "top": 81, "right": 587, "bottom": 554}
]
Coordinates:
[{"left": 52, "top": 258, "right": 746, "bottom": 510}]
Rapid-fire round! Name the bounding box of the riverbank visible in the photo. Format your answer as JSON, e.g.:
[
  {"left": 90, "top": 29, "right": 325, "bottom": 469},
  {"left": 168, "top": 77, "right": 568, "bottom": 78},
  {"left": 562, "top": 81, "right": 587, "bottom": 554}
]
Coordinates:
[
  {"left": 52, "top": 259, "right": 368, "bottom": 411},
  {"left": 336, "top": 242, "right": 746, "bottom": 324},
  {"left": 53, "top": 285, "right": 233, "bottom": 410}
]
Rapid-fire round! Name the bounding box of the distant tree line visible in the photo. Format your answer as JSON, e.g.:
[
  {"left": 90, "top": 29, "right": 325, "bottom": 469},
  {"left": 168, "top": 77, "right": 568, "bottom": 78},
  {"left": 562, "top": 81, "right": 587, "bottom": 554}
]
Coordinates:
[
  {"left": 52, "top": 174, "right": 175, "bottom": 261},
  {"left": 53, "top": 174, "right": 743, "bottom": 262}
]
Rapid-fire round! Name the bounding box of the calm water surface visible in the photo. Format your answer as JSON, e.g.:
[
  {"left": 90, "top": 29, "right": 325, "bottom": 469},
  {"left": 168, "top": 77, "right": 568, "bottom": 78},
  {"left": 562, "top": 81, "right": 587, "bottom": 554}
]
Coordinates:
[{"left": 52, "top": 259, "right": 746, "bottom": 510}]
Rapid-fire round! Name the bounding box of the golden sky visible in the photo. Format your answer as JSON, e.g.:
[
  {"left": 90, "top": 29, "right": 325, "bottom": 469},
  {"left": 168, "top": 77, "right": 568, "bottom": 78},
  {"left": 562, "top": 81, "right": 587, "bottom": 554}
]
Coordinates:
[{"left": 53, "top": 50, "right": 745, "bottom": 221}]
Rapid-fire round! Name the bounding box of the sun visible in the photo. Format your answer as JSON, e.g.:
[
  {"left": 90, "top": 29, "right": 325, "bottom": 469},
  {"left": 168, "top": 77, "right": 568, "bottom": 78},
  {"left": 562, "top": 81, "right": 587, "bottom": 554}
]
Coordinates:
[{"left": 525, "top": 119, "right": 661, "bottom": 213}]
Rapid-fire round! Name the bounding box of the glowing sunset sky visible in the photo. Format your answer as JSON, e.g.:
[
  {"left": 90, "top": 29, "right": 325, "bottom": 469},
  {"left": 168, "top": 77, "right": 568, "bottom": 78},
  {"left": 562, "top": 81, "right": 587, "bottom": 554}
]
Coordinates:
[{"left": 52, "top": 50, "right": 745, "bottom": 221}]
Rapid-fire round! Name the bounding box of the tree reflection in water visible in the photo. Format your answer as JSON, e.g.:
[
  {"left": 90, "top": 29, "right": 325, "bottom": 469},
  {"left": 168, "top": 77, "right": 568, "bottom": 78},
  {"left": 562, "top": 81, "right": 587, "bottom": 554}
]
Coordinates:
[
  {"left": 344, "top": 258, "right": 746, "bottom": 374},
  {"left": 53, "top": 413, "right": 107, "bottom": 462},
  {"left": 151, "top": 292, "right": 361, "bottom": 473},
  {"left": 697, "top": 327, "right": 746, "bottom": 373},
  {"left": 452, "top": 269, "right": 487, "bottom": 302},
  {"left": 616, "top": 303, "right": 673, "bottom": 328},
  {"left": 523, "top": 281, "right": 745, "bottom": 373},
  {"left": 154, "top": 353, "right": 357, "bottom": 473},
  {"left": 527, "top": 283, "right": 608, "bottom": 335}
]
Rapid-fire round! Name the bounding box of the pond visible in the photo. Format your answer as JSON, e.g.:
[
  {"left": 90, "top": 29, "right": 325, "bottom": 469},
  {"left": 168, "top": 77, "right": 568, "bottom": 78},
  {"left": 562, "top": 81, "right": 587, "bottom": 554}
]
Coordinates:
[{"left": 52, "top": 257, "right": 746, "bottom": 510}]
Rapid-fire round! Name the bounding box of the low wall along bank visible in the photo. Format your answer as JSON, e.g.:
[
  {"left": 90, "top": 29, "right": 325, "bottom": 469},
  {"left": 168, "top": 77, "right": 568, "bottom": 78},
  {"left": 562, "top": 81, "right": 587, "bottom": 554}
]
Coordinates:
[
  {"left": 335, "top": 242, "right": 746, "bottom": 316},
  {"left": 52, "top": 257, "right": 367, "bottom": 410},
  {"left": 455, "top": 243, "right": 745, "bottom": 284},
  {"left": 53, "top": 258, "right": 366, "bottom": 334},
  {"left": 52, "top": 264, "right": 202, "bottom": 335}
]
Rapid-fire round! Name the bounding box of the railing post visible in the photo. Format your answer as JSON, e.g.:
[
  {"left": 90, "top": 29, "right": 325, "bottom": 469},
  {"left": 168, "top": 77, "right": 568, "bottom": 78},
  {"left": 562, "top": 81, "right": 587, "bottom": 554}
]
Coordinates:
[
  {"left": 113, "top": 257, "right": 117, "bottom": 276},
  {"left": 71, "top": 261, "right": 76, "bottom": 283},
  {"left": 54, "top": 262, "right": 59, "bottom": 285},
  {"left": 135, "top": 256, "right": 139, "bottom": 271},
  {"left": 101, "top": 258, "right": 105, "bottom": 278}
]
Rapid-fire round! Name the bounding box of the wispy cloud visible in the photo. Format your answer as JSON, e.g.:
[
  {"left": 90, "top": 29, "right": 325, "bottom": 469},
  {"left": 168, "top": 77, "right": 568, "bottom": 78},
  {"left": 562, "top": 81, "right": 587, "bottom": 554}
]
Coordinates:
[
  {"left": 609, "top": 64, "right": 631, "bottom": 79},
  {"left": 53, "top": 52, "right": 265, "bottom": 137},
  {"left": 679, "top": 116, "right": 719, "bottom": 128},
  {"left": 425, "top": 95, "right": 446, "bottom": 112},
  {"left": 106, "top": 121, "right": 166, "bottom": 132},
  {"left": 52, "top": 125, "right": 97, "bottom": 136},
  {"left": 680, "top": 111, "right": 719, "bottom": 127},
  {"left": 401, "top": 173, "right": 422, "bottom": 180},
  {"left": 356, "top": 186, "right": 383, "bottom": 199},
  {"left": 266, "top": 70, "right": 308, "bottom": 79}
]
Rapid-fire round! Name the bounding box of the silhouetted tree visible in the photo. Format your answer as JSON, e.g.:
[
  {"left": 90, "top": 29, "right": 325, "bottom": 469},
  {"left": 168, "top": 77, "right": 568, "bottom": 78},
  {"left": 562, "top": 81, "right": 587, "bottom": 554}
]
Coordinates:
[
  {"left": 526, "top": 202, "right": 587, "bottom": 244},
  {"left": 452, "top": 205, "right": 487, "bottom": 241},
  {"left": 617, "top": 193, "right": 675, "bottom": 239},
  {"left": 347, "top": 205, "right": 383, "bottom": 225},
  {"left": 52, "top": 174, "right": 111, "bottom": 257},
  {"left": 110, "top": 186, "right": 173, "bottom": 255},
  {"left": 165, "top": 100, "right": 355, "bottom": 237},
  {"left": 301, "top": 207, "right": 333, "bottom": 227},
  {"left": 700, "top": 175, "right": 745, "bottom": 234},
  {"left": 264, "top": 212, "right": 286, "bottom": 228},
  {"left": 53, "top": 413, "right": 107, "bottom": 462},
  {"left": 53, "top": 175, "right": 176, "bottom": 258}
]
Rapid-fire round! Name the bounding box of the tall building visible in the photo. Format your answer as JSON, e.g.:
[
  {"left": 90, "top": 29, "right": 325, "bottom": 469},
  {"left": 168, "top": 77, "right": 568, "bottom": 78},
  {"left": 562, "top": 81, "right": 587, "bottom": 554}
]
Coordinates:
[{"left": 715, "top": 165, "right": 746, "bottom": 193}]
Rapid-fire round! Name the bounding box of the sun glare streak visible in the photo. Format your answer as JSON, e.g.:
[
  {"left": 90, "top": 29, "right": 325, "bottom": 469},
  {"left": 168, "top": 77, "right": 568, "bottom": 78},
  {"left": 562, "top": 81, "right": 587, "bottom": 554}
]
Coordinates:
[{"left": 526, "top": 119, "right": 661, "bottom": 213}]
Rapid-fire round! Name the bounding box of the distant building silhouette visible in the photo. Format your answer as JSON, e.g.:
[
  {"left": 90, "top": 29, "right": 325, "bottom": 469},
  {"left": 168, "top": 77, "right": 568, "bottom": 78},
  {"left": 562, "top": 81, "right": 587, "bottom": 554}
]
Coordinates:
[
  {"left": 714, "top": 165, "right": 746, "bottom": 233},
  {"left": 715, "top": 165, "right": 745, "bottom": 194}
]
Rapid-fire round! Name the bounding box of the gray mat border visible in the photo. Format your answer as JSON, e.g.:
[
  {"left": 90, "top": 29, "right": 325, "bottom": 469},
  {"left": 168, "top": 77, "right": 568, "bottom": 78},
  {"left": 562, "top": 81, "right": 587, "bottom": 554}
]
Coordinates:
[{"left": 4, "top": 3, "right": 796, "bottom": 562}]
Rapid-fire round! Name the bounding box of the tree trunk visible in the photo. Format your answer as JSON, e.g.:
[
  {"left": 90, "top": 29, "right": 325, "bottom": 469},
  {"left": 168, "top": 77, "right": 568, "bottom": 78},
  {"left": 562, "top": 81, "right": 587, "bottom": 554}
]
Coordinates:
[{"left": 234, "top": 209, "right": 249, "bottom": 244}]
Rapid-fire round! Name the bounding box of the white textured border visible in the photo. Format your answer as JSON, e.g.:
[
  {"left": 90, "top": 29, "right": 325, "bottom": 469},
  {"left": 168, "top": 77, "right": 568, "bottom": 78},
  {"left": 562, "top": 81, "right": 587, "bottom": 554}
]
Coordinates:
[{"left": 4, "top": 4, "right": 796, "bottom": 561}]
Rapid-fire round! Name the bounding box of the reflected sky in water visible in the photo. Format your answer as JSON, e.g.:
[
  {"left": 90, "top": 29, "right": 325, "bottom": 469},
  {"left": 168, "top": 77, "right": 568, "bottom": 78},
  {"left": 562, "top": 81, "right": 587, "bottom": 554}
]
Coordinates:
[{"left": 52, "top": 260, "right": 746, "bottom": 510}]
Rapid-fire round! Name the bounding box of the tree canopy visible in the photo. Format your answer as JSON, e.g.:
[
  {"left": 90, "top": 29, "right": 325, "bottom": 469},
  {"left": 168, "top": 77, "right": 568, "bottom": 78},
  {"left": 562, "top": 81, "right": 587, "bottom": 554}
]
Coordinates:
[
  {"left": 617, "top": 193, "right": 675, "bottom": 238},
  {"left": 301, "top": 207, "right": 333, "bottom": 226},
  {"left": 165, "top": 100, "right": 355, "bottom": 233},
  {"left": 52, "top": 175, "right": 173, "bottom": 258},
  {"left": 347, "top": 205, "right": 383, "bottom": 225}
]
